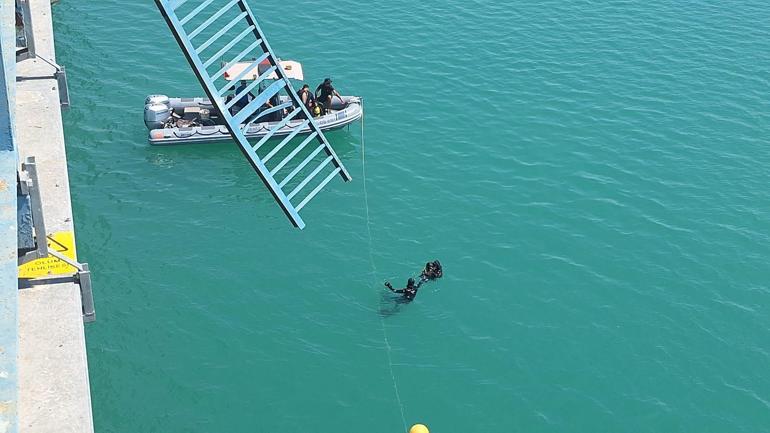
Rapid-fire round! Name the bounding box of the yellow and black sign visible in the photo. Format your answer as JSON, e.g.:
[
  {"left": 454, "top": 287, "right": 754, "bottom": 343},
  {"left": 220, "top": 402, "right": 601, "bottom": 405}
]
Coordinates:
[{"left": 19, "top": 231, "right": 78, "bottom": 279}]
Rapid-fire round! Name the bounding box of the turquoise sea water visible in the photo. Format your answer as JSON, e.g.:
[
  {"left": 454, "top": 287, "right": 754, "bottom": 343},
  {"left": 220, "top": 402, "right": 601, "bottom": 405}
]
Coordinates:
[{"left": 53, "top": 1, "right": 770, "bottom": 432}]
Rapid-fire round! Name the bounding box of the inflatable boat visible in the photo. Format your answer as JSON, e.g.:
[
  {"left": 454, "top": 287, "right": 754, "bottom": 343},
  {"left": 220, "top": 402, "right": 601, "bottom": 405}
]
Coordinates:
[
  {"left": 144, "top": 94, "right": 362, "bottom": 145},
  {"left": 144, "top": 59, "right": 362, "bottom": 145}
]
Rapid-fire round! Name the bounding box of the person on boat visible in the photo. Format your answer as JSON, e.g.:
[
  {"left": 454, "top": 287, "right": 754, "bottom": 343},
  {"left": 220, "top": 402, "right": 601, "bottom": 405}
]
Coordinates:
[
  {"left": 258, "top": 92, "right": 285, "bottom": 121},
  {"left": 298, "top": 84, "right": 315, "bottom": 110},
  {"left": 230, "top": 80, "right": 254, "bottom": 115},
  {"left": 385, "top": 278, "right": 419, "bottom": 301},
  {"left": 315, "top": 78, "right": 343, "bottom": 112},
  {"left": 270, "top": 92, "right": 285, "bottom": 121}
]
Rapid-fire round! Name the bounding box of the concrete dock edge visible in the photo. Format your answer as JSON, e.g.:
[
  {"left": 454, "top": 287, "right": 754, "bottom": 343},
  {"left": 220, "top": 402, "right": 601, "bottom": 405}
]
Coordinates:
[
  {"left": 13, "top": 0, "right": 95, "bottom": 431},
  {"left": 1, "top": 3, "right": 19, "bottom": 431}
]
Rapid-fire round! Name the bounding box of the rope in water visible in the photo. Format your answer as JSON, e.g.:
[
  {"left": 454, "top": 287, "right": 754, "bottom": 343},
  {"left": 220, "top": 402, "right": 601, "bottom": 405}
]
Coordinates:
[{"left": 360, "top": 98, "right": 408, "bottom": 433}]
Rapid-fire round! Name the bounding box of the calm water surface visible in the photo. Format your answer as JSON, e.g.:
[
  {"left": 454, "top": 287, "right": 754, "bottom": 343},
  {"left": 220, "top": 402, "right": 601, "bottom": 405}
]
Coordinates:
[{"left": 53, "top": 0, "right": 770, "bottom": 432}]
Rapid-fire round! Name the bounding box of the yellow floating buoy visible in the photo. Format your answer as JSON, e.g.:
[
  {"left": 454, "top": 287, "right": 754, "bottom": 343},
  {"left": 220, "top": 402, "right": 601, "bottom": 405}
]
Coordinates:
[{"left": 410, "top": 424, "right": 429, "bottom": 433}]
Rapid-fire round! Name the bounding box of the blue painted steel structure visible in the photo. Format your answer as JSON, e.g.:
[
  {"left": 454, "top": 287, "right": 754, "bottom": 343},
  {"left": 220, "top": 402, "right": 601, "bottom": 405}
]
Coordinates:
[
  {"left": 154, "top": 0, "right": 352, "bottom": 229},
  {"left": 0, "top": 2, "right": 19, "bottom": 431}
]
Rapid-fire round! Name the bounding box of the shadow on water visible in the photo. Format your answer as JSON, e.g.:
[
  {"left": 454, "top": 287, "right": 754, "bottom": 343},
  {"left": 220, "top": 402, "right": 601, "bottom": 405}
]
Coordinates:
[{"left": 378, "top": 291, "right": 412, "bottom": 318}]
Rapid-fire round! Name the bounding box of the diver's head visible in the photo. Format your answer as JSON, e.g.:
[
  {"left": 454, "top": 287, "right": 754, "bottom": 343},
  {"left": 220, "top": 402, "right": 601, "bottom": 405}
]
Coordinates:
[
  {"left": 432, "top": 260, "right": 443, "bottom": 277},
  {"left": 407, "top": 278, "right": 415, "bottom": 288}
]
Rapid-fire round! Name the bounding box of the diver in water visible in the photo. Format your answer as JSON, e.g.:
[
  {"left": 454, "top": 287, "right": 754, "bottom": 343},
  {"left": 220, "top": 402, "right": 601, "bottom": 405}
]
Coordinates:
[
  {"left": 385, "top": 278, "right": 418, "bottom": 301},
  {"left": 384, "top": 260, "right": 443, "bottom": 302},
  {"left": 420, "top": 260, "right": 443, "bottom": 283}
]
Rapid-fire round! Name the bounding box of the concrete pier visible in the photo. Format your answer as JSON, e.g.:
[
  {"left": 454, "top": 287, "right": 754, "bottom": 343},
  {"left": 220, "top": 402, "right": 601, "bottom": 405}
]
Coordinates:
[{"left": 13, "top": 0, "right": 95, "bottom": 431}]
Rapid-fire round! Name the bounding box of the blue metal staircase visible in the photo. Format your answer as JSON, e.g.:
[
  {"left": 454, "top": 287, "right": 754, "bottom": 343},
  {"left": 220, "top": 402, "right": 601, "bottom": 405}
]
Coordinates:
[{"left": 155, "top": 0, "right": 352, "bottom": 229}]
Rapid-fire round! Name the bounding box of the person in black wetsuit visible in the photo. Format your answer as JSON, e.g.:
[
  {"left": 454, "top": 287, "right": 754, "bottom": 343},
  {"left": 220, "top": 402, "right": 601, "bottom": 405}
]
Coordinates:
[
  {"left": 420, "top": 260, "right": 443, "bottom": 283},
  {"left": 226, "top": 81, "right": 254, "bottom": 115},
  {"left": 315, "top": 78, "right": 342, "bottom": 113},
  {"left": 298, "top": 84, "right": 315, "bottom": 109},
  {"left": 385, "top": 278, "right": 419, "bottom": 301},
  {"left": 384, "top": 260, "right": 443, "bottom": 302},
  {"left": 268, "top": 92, "right": 284, "bottom": 121}
]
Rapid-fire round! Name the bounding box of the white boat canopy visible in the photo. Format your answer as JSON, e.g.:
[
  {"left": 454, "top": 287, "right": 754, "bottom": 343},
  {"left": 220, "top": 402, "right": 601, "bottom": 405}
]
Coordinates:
[{"left": 224, "top": 60, "right": 304, "bottom": 81}]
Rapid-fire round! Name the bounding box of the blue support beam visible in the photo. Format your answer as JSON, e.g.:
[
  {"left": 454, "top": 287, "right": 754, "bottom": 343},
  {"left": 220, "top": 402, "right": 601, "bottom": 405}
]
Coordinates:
[
  {"left": 154, "top": 0, "right": 352, "bottom": 229},
  {"left": 0, "top": 3, "right": 19, "bottom": 432}
]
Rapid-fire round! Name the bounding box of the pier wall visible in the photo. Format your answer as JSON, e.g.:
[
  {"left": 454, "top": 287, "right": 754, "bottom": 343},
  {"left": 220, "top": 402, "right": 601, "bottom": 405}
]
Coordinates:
[{"left": 1, "top": 2, "right": 19, "bottom": 431}]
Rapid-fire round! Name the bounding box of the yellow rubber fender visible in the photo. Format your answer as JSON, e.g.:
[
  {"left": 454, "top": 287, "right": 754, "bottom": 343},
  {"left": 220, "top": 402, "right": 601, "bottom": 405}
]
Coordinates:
[{"left": 410, "top": 424, "right": 429, "bottom": 433}]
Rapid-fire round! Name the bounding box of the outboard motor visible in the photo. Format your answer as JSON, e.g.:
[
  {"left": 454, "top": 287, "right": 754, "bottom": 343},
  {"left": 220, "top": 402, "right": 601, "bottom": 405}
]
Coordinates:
[
  {"left": 145, "top": 94, "right": 170, "bottom": 106},
  {"left": 144, "top": 95, "right": 171, "bottom": 129}
]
